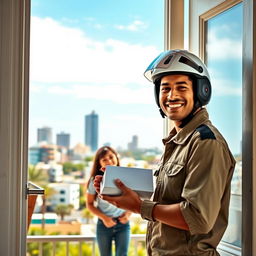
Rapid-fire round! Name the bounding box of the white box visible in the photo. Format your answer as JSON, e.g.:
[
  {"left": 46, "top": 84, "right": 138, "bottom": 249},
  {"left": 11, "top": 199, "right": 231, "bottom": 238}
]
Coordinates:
[{"left": 100, "top": 166, "right": 154, "bottom": 199}]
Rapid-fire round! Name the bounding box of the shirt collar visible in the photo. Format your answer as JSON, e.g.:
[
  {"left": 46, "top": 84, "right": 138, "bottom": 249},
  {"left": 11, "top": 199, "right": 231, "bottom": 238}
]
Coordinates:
[{"left": 162, "top": 108, "right": 210, "bottom": 145}]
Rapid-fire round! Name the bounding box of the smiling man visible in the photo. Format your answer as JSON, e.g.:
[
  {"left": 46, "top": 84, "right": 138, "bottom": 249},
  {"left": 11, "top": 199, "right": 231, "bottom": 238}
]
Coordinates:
[
  {"left": 94, "top": 50, "right": 236, "bottom": 255},
  {"left": 159, "top": 74, "right": 194, "bottom": 125}
]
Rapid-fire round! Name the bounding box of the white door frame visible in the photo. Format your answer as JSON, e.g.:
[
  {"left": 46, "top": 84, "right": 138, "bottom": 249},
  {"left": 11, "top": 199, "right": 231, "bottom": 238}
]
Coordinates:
[
  {"left": 0, "top": 0, "right": 30, "bottom": 255},
  {"left": 167, "top": 0, "right": 256, "bottom": 255}
]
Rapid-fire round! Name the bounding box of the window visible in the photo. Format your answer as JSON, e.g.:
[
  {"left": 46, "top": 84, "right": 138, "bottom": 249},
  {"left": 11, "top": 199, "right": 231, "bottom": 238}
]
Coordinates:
[
  {"left": 204, "top": 2, "right": 242, "bottom": 249},
  {"left": 29, "top": 0, "right": 164, "bottom": 158}
]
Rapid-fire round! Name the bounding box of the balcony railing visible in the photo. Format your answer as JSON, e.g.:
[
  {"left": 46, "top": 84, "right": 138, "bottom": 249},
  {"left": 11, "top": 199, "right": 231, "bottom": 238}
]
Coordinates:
[
  {"left": 27, "top": 233, "right": 241, "bottom": 256},
  {"left": 27, "top": 234, "right": 146, "bottom": 256}
]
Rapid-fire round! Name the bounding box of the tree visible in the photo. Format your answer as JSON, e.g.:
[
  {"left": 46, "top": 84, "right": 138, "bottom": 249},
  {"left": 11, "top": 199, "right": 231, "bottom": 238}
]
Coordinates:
[
  {"left": 55, "top": 204, "right": 74, "bottom": 221},
  {"left": 41, "top": 185, "right": 56, "bottom": 230},
  {"left": 63, "top": 162, "right": 85, "bottom": 174},
  {"left": 28, "top": 164, "right": 47, "bottom": 186},
  {"left": 82, "top": 208, "right": 94, "bottom": 224},
  {"left": 62, "top": 162, "right": 74, "bottom": 174},
  {"left": 28, "top": 165, "right": 50, "bottom": 230},
  {"left": 84, "top": 156, "right": 93, "bottom": 167}
]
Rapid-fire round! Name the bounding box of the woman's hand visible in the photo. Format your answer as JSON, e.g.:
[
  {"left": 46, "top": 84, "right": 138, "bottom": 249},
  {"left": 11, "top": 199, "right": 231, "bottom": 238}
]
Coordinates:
[
  {"left": 101, "top": 215, "right": 117, "bottom": 228},
  {"left": 118, "top": 211, "right": 132, "bottom": 224},
  {"left": 93, "top": 175, "right": 103, "bottom": 194}
]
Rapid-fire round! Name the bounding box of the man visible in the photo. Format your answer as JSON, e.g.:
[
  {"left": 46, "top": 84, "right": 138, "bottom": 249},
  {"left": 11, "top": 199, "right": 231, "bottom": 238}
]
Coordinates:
[{"left": 94, "top": 50, "right": 236, "bottom": 255}]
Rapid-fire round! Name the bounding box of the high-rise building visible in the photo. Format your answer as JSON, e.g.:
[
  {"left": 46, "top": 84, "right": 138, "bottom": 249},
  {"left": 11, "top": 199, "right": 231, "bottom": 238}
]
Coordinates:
[
  {"left": 56, "top": 132, "right": 70, "bottom": 148},
  {"left": 85, "top": 110, "right": 98, "bottom": 152},
  {"left": 37, "top": 127, "right": 52, "bottom": 144},
  {"left": 128, "top": 135, "right": 138, "bottom": 151}
]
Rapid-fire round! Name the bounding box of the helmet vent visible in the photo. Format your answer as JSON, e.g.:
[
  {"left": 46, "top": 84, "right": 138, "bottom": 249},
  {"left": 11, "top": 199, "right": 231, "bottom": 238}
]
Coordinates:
[
  {"left": 179, "top": 56, "right": 203, "bottom": 73},
  {"left": 163, "top": 55, "right": 173, "bottom": 65}
]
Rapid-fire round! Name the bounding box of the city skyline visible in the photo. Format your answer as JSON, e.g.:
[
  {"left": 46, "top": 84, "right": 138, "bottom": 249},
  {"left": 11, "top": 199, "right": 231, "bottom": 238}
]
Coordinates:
[
  {"left": 32, "top": 124, "right": 156, "bottom": 151},
  {"left": 28, "top": 0, "right": 165, "bottom": 151}
]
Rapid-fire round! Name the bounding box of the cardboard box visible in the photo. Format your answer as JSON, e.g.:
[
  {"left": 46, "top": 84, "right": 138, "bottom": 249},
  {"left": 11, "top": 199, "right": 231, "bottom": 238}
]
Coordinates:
[{"left": 100, "top": 166, "right": 154, "bottom": 199}]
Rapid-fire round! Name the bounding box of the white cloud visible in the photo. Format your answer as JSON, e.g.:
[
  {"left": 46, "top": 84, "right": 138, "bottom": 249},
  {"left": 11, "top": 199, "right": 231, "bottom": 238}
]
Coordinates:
[
  {"left": 30, "top": 16, "right": 158, "bottom": 86},
  {"left": 100, "top": 113, "right": 163, "bottom": 149},
  {"left": 94, "top": 24, "right": 103, "bottom": 29},
  {"left": 208, "top": 67, "right": 242, "bottom": 96},
  {"left": 115, "top": 20, "right": 147, "bottom": 31},
  {"left": 30, "top": 84, "right": 44, "bottom": 93},
  {"left": 207, "top": 25, "right": 242, "bottom": 60},
  {"left": 41, "top": 83, "right": 155, "bottom": 104},
  {"left": 61, "top": 17, "right": 79, "bottom": 24},
  {"left": 211, "top": 77, "right": 241, "bottom": 96}
]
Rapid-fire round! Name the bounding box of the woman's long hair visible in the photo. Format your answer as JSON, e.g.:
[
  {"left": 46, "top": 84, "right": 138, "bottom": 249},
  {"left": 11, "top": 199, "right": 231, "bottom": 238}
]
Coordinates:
[{"left": 89, "top": 146, "right": 120, "bottom": 181}]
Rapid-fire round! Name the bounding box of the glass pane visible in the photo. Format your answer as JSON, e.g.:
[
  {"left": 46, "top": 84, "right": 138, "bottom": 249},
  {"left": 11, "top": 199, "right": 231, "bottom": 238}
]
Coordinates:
[
  {"left": 28, "top": 0, "right": 164, "bottom": 246},
  {"left": 29, "top": 0, "right": 164, "bottom": 159},
  {"left": 205, "top": 3, "right": 242, "bottom": 247}
]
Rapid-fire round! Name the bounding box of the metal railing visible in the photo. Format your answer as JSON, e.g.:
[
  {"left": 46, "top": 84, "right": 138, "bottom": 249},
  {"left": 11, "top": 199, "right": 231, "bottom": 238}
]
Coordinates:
[{"left": 27, "top": 234, "right": 146, "bottom": 256}]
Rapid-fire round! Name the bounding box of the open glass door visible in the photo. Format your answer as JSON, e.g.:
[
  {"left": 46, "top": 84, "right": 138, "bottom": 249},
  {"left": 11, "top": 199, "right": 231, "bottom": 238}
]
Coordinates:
[
  {"left": 204, "top": 3, "right": 242, "bottom": 254},
  {"left": 188, "top": 0, "right": 243, "bottom": 255}
]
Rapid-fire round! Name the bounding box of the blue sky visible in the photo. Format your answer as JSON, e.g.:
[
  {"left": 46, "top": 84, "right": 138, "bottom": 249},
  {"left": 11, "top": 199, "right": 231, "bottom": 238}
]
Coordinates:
[
  {"left": 29, "top": 0, "right": 242, "bottom": 155},
  {"left": 29, "top": 0, "right": 164, "bottom": 150},
  {"left": 206, "top": 3, "right": 242, "bottom": 155}
]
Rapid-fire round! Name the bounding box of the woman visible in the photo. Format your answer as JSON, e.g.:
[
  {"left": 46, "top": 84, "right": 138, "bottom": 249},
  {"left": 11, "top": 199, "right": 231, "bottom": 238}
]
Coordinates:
[{"left": 86, "top": 146, "right": 131, "bottom": 256}]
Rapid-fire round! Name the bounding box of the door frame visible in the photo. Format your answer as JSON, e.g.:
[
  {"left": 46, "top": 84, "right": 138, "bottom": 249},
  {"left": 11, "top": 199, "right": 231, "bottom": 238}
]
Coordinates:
[
  {"left": 166, "top": 0, "right": 256, "bottom": 255},
  {"left": 0, "top": 0, "right": 30, "bottom": 255}
]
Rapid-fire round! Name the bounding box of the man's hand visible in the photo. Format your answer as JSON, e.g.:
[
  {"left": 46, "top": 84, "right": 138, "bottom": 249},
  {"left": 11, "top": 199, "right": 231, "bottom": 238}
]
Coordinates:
[{"left": 99, "top": 179, "right": 142, "bottom": 214}]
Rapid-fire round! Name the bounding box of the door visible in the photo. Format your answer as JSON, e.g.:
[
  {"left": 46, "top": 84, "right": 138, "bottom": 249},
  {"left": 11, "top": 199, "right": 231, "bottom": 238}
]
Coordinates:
[{"left": 187, "top": 0, "right": 254, "bottom": 255}]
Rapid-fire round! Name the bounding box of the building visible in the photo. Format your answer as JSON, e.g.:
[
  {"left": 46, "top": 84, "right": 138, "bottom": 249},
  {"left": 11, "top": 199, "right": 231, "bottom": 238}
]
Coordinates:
[
  {"left": 37, "top": 127, "right": 52, "bottom": 144},
  {"left": 29, "top": 143, "right": 62, "bottom": 165},
  {"left": 56, "top": 132, "right": 70, "bottom": 148},
  {"left": 29, "top": 146, "right": 41, "bottom": 165},
  {"left": 48, "top": 183, "right": 80, "bottom": 210},
  {"left": 128, "top": 135, "right": 138, "bottom": 151},
  {"left": 48, "top": 164, "right": 64, "bottom": 183},
  {"left": 85, "top": 110, "right": 98, "bottom": 152},
  {"left": 70, "top": 142, "right": 90, "bottom": 161}
]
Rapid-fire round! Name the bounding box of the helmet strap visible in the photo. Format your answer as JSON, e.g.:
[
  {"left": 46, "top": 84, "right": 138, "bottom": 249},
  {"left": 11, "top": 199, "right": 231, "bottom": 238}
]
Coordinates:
[
  {"left": 178, "top": 101, "right": 201, "bottom": 128},
  {"left": 159, "top": 108, "right": 166, "bottom": 118}
]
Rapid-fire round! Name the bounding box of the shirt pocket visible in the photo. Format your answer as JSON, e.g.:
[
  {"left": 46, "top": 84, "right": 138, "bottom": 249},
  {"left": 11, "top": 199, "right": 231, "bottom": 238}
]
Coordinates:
[
  {"left": 161, "top": 162, "right": 186, "bottom": 203},
  {"left": 164, "top": 162, "right": 184, "bottom": 176}
]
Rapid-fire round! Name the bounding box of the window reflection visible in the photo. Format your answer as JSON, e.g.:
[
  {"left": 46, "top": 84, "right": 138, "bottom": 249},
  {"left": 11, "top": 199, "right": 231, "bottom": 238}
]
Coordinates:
[{"left": 205, "top": 3, "right": 242, "bottom": 247}]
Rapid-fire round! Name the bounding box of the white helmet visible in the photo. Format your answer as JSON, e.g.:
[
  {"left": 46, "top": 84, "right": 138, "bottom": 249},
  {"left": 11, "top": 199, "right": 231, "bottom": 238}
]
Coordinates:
[{"left": 144, "top": 49, "right": 212, "bottom": 118}]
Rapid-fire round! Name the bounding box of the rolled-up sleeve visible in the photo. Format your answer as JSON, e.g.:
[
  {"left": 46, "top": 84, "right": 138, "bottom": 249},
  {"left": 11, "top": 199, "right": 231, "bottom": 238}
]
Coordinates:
[{"left": 180, "top": 138, "right": 231, "bottom": 235}]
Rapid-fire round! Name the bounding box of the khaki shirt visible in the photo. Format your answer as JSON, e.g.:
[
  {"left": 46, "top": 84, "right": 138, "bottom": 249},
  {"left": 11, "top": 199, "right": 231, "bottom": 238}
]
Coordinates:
[{"left": 141, "top": 108, "right": 236, "bottom": 256}]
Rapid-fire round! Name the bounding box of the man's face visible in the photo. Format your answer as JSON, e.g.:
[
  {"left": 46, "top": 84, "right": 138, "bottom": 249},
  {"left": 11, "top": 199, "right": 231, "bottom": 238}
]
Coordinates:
[{"left": 159, "top": 74, "right": 194, "bottom": 123}]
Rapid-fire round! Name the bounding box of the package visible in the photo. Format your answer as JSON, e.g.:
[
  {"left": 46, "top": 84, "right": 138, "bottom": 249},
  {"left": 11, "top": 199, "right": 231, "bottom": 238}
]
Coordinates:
[{"left": 100, "top": 165, "right": 154, "bottom": 199}]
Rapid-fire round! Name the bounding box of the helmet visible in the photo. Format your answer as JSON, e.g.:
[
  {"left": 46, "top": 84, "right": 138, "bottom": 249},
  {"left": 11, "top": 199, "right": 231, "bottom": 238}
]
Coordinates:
[{"left": 144, "top": 49, "right": 211, "bottom": 117}]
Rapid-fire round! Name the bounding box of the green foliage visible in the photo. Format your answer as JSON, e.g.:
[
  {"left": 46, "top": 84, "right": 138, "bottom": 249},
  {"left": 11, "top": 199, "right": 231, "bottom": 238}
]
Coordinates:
[
  {"left": 84, "top": 156, "right": 93, "bottom": 164},
  {"left": 55, "top": 204, "right": 74, "bottom": 221},
  {"left": 131, "top": 224, "right": 146, "bottom": 234},
  {"left": 27, "top": 241, "right": 96, "bottom": 256},
  {"left": 82, "top": 208, "right": 94, "bottom": 224},
  {"left": 63, "top": 162, "right": 85, "bottom": 174},
  {"left": 79, "top": 184, "right": 86, "bottom": 209},
  {"left": 28, "top": 227, "right": 47, "bottom": 236},
  {"left": 128, "top": 241, "right": 146, "bottom": 256},
  {"left": 119, "top": 150, "right": 160, "bottom": 162},
  {"left": 27, "top": 228, "right": 58, "bottom": 256},
  {"left": 28, "top": 164, "right": 47, "bottom": 186}
]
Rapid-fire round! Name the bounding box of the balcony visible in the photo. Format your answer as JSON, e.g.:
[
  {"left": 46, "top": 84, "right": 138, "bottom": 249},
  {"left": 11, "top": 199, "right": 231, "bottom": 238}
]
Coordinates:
[{"left": 27, "top": 234, "right": 146, "bottom": 256}]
